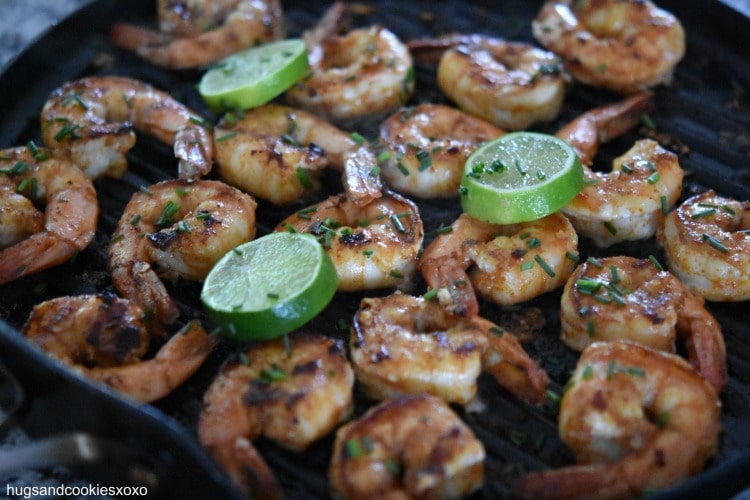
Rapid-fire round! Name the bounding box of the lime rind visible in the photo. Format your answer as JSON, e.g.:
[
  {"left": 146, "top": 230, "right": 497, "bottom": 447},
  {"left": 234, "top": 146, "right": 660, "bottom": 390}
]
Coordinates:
[
  {"left": 199, "top": 38, "right": 310, "bottom": 111},
  {"left": 460, "top": 132, "right": 584, "bottom": 224},
  {"left": 201, "top": 232, "right": 338, "bottom": 341}
]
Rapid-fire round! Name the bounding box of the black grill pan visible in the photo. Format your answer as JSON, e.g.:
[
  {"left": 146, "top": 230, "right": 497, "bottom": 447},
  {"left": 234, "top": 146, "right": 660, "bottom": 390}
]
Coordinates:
[{"left": 1, "top": 0, "right": 749, "bottom": 498}]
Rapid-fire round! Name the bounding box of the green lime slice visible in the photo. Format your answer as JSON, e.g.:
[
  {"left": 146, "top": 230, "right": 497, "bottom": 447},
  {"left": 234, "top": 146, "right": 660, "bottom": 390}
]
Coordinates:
[
  {"left": 198, "top": 38, "right": 309, "bottom": 111},
  {"left": 201, "top": 232, "right": 338, "bottom": 341},
  {"left": 460, "top": 131, "right": 584, "bottom": 224}
]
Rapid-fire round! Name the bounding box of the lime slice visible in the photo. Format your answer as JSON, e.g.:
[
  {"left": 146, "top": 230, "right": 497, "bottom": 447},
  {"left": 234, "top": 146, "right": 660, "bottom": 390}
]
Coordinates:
[
  {"left": 201, "top": 232, "right": 338, "bottom": 341},
  {"left": 198, "top": 38, "right": 309, "bottom": 111},
  {"left": 460, "top": 131, "right": 584, "bottom": 224}
]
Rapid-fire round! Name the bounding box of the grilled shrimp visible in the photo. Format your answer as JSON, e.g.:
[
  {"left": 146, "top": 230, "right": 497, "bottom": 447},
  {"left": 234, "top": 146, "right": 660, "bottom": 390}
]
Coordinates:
[
  {"left": 379, "top": 104, "right": 505, "bottom": 198},
  {"left": 214, "top": 104, "right": 382, "bottom": 206},
  {"left": 198, "top": 334, "right": 354, "bottom": 499},
  {"left": 41, "top": 76, "right": 213, "bottom": 179},
  {"left": 275, "top": 191, "right": 423, "bottom": 292},
  {"left": 351, "top": 292, "right": 550, "bottom": 406},
  {"left": 517, "top": 340, "right": 721, "bottom": 500},
  {"left": 329, "top": 393, "right": 485, "bottom": 500},
  {"left": 561, "top": 255, "right": 726, "bottom": 391},
  {"left": 23, "top": 295, "right": 214, "bottom": 403},
  {"left": 409, "top": 34, "right": 567, "bottom": 130},
  {"left": 658, "top": 190, "right": 750, "bottom": 302},
  {"left": 0, "top": 145, "right": 97, "bottom": 285},
  {"left": 286, "top": 3, "right": 414, "bottom": 122},
  {"left": 156, "top": 0, "right": 241, "bottom": 37},
  {"left": 420, "top": 212, "right": 579, "bottom": 317},
  {"left": 532, "top": 0, "right": 686, "bottom": 95},
  {"left": 110, "top": 0, "right": 283, "bottom": 69},
  {"left": 555, "top": 92, "right": 684, "bottom": 247},
  {"left": 109, "top": 179, "right": 256, "bottom": 329}
]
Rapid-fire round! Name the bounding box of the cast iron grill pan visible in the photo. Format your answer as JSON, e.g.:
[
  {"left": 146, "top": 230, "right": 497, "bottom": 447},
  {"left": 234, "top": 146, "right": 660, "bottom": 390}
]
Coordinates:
[{"left": 1, "top": 0, "right": 749, "bottom": 498}]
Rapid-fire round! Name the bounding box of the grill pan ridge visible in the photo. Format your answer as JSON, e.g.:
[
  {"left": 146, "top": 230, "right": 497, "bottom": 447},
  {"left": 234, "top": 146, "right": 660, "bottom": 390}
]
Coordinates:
[{"left": 0, "top": 0, "right": 749, "bottom": 498}]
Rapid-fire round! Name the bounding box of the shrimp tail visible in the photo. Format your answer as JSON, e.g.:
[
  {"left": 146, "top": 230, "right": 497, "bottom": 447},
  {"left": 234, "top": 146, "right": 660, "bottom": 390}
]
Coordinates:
[
  {"left": 175, "top": 126, "right": 214, "bottom": 179},
  {"left": 208, "top": 438, "right": 284, "bottom": 500},
  {"left": 478, "top": 318, "right": 549, "bottom": 405},
  {"left": 303, "top": 1, "right": 347, "bottom": 50},
  {"left": 422, "top": 258, "right": 479, "bottom": 318},
  {"left": 678, "top": 293, "right": 727, "bottom": 392},
  {"left": 111, "top": 261, "right": 180, "bottom": 332},
  {"left": 515, "top": 463, "right": 625, "bottom": 500},
  {"left": 109, "top": 23, "right": 168, "bottom": 52},
  {"left": 341, "top": 146, "right": 383, "bottom": 206},
  {"left": 407, "top": 34, "right": 483, "bottom": 65},
  {"left": 0, "top": 235, "right": 79, "bottom": 285},
  {"left": 556, "top": 91, "right": 654, "bottom": 166}
]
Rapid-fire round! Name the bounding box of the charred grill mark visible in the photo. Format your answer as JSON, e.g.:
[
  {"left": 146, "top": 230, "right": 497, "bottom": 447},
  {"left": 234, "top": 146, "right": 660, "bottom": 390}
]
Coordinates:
[
  {"left": 148, "top": 228, "right": 178, "bottom": 249},
  {"left": 244, "top": 380, "right": 284, "bottom": 406},
  {"left": 340, "top": 231, "right": 371, "bottom": 246},
  {"left": 292, "top": 359, "right": 321, "bottom": 375}
]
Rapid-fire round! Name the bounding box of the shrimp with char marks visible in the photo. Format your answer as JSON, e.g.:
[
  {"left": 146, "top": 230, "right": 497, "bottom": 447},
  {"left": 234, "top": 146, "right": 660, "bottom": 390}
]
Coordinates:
[
  {"left": 0, "top": 145, "right": 97, "bottom": 285},
  {"left": 420, "top": 212, "right": 579, "bottom": 317},
  {"left": 23, "top": 295, "right": 214, "bottom": 403},
  {"left": 329, "top": 393, "right": 485, "bottom": 500},
  {"left": 109, "top": 179, "right": 256, "bottom": 330},
  {"left": 41, "top": 76, "right": 213, "bottom": 180},
  {"left": 156, "top": 0, "right": 241, "bottom": 37},
  {"left": 198, "top": 334, "right": 354, "bottom": 500},
  {"left": 658, "top": 190, "right": 750, "bottom": 302},
  {"left": 286, "top": 2, "right": 414, "bottom": 123},
  {"left": 532, "top": 0, "right": 686, "bottom": 95},
  {"left": 517, "top": 340, "right": 721, "bottom": 500},
  {"left": 555, "top": 92, "right": 684, "bottom": 247},
  {"left": 214, "top": 104, "right": 382, "bottom": 206},
  {"left": 110, "top": 0, "right": 283, "bottom": 69},
  {"left": 561, "top": 255, "right": 726, "bottom": 392},
  {"left": 275, "top": 191, "right": 423, "bottom": 292},
  {"left": 379, "top": 104, "right": 505, "bottom": 199},
  {"left": 409, "top": 34, "right": 567, "bottom": 130},
  {"left": 351, "top": 292, "right": 550, "bottom": 406}
]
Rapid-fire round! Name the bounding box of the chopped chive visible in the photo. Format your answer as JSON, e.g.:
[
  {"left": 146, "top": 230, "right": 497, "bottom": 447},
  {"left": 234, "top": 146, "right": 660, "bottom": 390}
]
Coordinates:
[
  {"left": 177, "top": 220, "right": 191, "bottom": 233},
  {"left": 648, "top": 254, "right": 664, "bottom": 271},
  {"left": 701, "top": 233, "right": 729, "bottom": 253},
  {"left": 587, "top": 319, "right": 595, "bottom": 338},
  {"left": 295, "top": 166, "right": 314, "bottom": 189},
  {"left": 691, "top": 208, "right": 717, "bottom": 219},
  {"left": 587, "top": 257, "right": 604, "bottom": 268},
  {"left": 603, "top": 221, "right": 618, "bottom": 235},
  {"left": 377, "top": 150, "right": 391, "bottom": 163},
  {"left": 609, "top": 265, "right": 621, "bottom": 284},
  {"left": 437, "top": 224, "right": 453, "bottom": 235},
  {"left": 350, "top": 132, "right": 366, "bottom": 145},
  {"left": 576, "top": 279, "right": 602, "bottom": 294},
  {"left": 267, "top": 292, "right": 280, "bottom": 300},
  {"left": 189, "top": 116, "right": 210, "bottom": 127},
  {"left": 452, "top": 279, "right": 467, "bottom": 287},
  {"left": 396, "top": 161, "right": 410, "bottom": 176},
  {"left": 534, "top": 255, "right": 556, "bottom": 277},
  {"left": 423, "top": 288, "right": 438, "bottom": 300},
  {"left": 233, "top": 247, "right": 243, "bottom": 255},
  {"left": 129, "top": 214, "right": 142, "bottom": 225},
  {"left": 390, "top": 214, "right": 405, "bottom": 233},
  {"left": 640, "top": 113, "right": 655, "bottom": 130},
  {"left": 566, "top": 251, "right": 580, "bottom": 262},
  {"left": 520, "top": 261, "right": 535, "bottom": 271},
  {"left": 722, "top": 204, "right": 736, "bottom": 215},
  {"left": 646, "top": 172, "right": 660, "bottom": 184},
  {"left": 416, "top": 150, "right": 432, "bottom": 171},
  {"left": 217, "top": 130, "right": 238, "bottom": 142},
  {"left": 26, "top": 141, "right": 48, "bottom": 161},
  {"left": 363, "top": 249, "right": 374, "bottom": 257},
  {"left": 656, "top": 410, "right": 670, "bottom": 428},
  {"left": 620, "top": 163, "right": 633, "bottom": 174},
  {"left": 526, "top": 237, "right": 541, "bottom": 249},
  {"left": 53, "top": 123, "right": 81, "bottom": 141},
  {"left": 369, "top": 165, "right": 381, "bottom": 177},
  {"left": 196, "top": 210, "right": 212, "bottom": 221},
  {"left": 389, "top": 269, "right": 404, "bottom": 279},
  {"left": 346, "top": 439, "right": 363, "bottom": 459},
  {"left": 0, "top": 161, "right": 29, "bottom": 175},
  {"left": 582, "top": 365, "right": 594, "bottom": 380},
  {"left": 490, "top": 159, "right": 507, "bottom": 172},
  {"left": 514, "top": 158, "right": 527, "bottom": 176},
  {"left": 545, "top": 389, "right": 561, "bottom": 404},
  {"left": 661, "top": 195, "right": 668, "bottom": 215}
]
